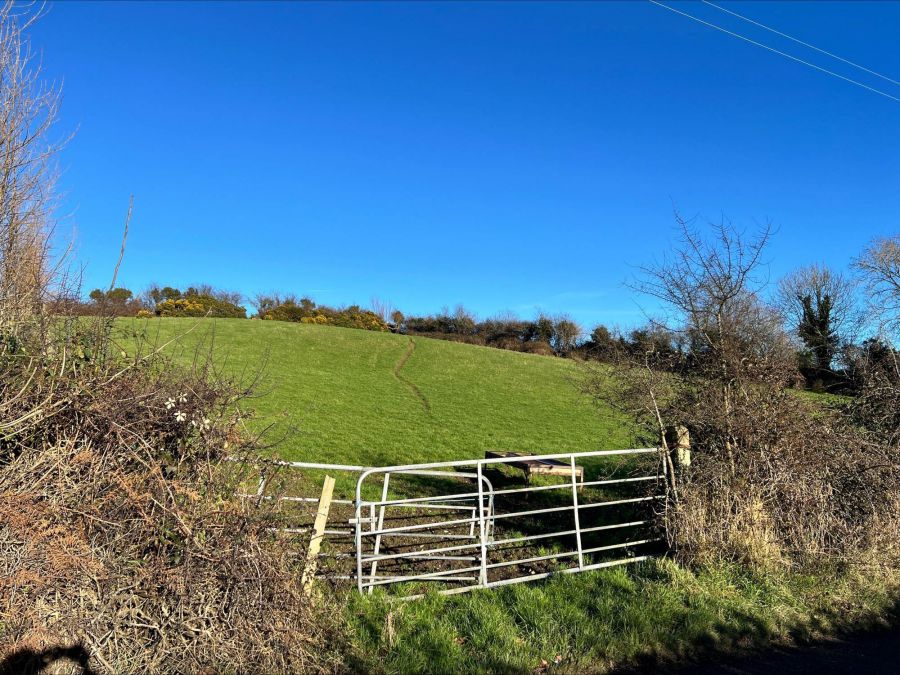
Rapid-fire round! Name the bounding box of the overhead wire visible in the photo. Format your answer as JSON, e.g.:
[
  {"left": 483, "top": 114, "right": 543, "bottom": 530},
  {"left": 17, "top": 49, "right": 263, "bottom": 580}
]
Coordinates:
[
  {"left": 702, "top": 0, "right": 900, "bottom": 87},
  {"left": 648, "top": 0, "right": 900, "bottom": 104}
]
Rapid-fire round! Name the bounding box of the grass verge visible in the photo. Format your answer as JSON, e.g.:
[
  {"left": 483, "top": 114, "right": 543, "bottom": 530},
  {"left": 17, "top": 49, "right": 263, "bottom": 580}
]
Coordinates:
[{"left": 343, "top": 558, "right": 899, "bottom": 674}]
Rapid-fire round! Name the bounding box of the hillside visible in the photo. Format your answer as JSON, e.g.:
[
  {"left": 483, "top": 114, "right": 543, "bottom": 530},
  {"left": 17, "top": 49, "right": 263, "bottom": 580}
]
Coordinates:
[{"left": 119, "top": 318, "right": 637, "bottom": 468}]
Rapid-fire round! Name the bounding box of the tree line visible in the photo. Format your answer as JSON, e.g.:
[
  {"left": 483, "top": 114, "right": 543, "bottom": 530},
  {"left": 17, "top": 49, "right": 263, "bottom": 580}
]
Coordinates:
[
  {"left": 58, "top": 231, "right": 900, "bottom": 393},
  {"left": 601, "top": 233, "right": 900, "bottom": 394}
]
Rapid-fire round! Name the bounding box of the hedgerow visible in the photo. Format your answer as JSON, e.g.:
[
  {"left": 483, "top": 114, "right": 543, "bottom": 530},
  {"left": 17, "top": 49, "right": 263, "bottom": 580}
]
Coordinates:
[{"left": 0, "top": 6, "right": 340, "bottom": 670}]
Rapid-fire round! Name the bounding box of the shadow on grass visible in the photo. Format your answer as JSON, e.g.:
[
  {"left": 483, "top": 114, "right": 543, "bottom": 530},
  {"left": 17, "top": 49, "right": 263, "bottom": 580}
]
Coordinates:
[
  {"left": 610, "top": 592, "right": 900, "bottom": 675},
  {"left": 344, "top": 558, "right": 900, "bottom": 675}
]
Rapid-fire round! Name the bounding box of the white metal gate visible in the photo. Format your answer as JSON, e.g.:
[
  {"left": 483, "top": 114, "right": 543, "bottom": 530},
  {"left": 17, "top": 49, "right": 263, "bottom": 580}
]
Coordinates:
[
  {"left": 240, "top": 448, "right": 666, "bottom": 599},
  {"left": 352, "top": 448, "right": 665, "bottom": 598}
]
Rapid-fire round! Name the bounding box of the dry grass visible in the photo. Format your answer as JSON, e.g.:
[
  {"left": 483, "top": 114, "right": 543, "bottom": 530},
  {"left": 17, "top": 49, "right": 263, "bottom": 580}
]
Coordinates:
[
  {"left": 0, "top": 335, "right": 346, "bottom": 673},
  {"left": 665, "top": 384, "right": 900, "bottom": 574}
]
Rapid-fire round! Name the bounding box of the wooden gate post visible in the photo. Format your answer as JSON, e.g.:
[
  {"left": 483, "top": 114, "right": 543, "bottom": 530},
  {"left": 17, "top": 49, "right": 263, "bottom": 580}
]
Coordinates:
[
  {"left": 665, "top": 424, "right": 691, "bottom": 475},
  {"left": 301, "top": 474, "right": 335, "bottom": 595}
]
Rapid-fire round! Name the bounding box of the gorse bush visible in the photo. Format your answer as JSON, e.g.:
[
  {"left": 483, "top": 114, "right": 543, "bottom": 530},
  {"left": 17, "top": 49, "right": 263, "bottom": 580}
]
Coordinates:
[
  {"left": 149, "top": 286, "right": 247, "bottom": 318},
  {"left": 155, "top": 295, "right": 245, "bottom": 318},
  {"left": 49, "top": 284, "right": 248, "bottom": 319},
  {"left": 255, "top": 293, "right": 387, "bottom": 331}
]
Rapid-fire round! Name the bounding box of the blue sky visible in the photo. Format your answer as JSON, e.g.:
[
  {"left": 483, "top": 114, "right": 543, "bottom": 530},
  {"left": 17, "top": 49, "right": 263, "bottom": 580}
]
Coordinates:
[{"left": 33, "top": 1, "right": 899, "bottom": 329}]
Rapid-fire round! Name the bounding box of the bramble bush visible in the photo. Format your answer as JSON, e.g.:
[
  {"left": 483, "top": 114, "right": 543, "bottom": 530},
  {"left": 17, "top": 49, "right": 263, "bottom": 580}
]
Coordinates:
[
  {"left": 0, "top": 7, "right": 338, "bottom": 669},
  {"left": 1, "top": 315, "right": 343, "bottom": 672},
  {"left": 586, "top": 218, "right": 900, "bottom": 573}
]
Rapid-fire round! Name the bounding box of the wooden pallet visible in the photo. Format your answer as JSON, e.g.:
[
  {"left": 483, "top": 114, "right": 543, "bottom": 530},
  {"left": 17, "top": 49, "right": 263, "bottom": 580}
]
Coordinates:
[{"left": 485, "top": 451, "right": 584, "bottom": 483}]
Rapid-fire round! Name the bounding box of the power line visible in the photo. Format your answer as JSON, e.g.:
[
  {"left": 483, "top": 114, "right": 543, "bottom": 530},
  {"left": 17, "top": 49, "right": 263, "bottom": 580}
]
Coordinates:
[
  {"left": 702, "top": 0, "right": 900, "bottom": 87},
  {"left": 648, "top": 0, "right": 900, "bottom": 104}
]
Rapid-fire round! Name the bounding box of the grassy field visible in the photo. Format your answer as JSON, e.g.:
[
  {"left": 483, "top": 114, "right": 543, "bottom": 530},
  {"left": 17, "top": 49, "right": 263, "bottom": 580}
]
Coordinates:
[
  {"left": 118, "top": 317, "right": 637, "bottom": 470},
  {"left": 117, "top": 318, "right": 898, "bottom": 673}
]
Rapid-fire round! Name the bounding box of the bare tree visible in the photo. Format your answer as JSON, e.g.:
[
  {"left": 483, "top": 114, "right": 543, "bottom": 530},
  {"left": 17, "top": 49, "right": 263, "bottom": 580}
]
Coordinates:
[
  {"left": 629, "top": 214, "right": 793, "bottom": 472},
  {"left": 370, "top": 296, "right": 394, "bottom": 323},
  {"left": 856, "top": 234, "right": 900, "bottom": 339},
  {"left": 586, "top": 215, "right": 899, "bottom": 570},
  {"left": 0, "top": 2, "right": 66, "bottom": 340},
  {"left": 552, "top": 314, "right": 582, "bottom": 355},
  {"left": 634, "top": 214, "right": 772, "bottom": 336},
  {"left": 776, "top": 263, "right": 859, "bottom": 375}
]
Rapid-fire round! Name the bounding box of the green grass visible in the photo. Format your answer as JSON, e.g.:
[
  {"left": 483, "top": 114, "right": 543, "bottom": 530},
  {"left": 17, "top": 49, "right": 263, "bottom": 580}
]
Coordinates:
[
  {"left": 119, "top": 318, "right": 636, "bottom": 470},
  {"left": 117, "top": 318, "right": 898, "bottom": 673},
  {"left": 346, "top": 559, "right": 899, "bottom": 674},
  {"left": 793, "top": 388, "right": 852, "bottom": 408}
]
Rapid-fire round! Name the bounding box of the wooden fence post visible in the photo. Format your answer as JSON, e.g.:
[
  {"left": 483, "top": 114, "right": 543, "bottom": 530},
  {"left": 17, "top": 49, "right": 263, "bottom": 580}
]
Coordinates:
[
  {"left": 665, "top": 424, "right": 691, "bottom": 476},
  {"left": 301, "top": 474, "right": 335, "bottom": 595}
]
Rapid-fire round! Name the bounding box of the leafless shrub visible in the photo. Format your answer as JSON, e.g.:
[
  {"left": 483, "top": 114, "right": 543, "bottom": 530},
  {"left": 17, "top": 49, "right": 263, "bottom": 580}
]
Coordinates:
[
  {"left": 672, "top": 391, "right": 899, "bottom": 569},
  {"left": 628, "top": 214, "right": 795, "bottom": 471},
  {"left": 844, "top": 338, "right": 900, "bottom": 447},
  {"left": 0, "top": 6, "right": 343, "bottom": 671},
  {"left": 188, "top": 283, "right": 243, "bottom": 307},
  {"left": 0, "top": 1, "right": 66, "bottom": 346},
  {"left": 848, "top": 236, "right": 900, "bottom": 449},
  {"left": 856, "top": 234, "right": 900, "bottom": 339},
  {"left": 589, "top": 214, "right": 900, "bottom": 571},
  {"left": 0, "top": 350, "right": 344, "bottom": 673},
  {"left": 370, "top": 296, "right": 394, "bottom": 323}
]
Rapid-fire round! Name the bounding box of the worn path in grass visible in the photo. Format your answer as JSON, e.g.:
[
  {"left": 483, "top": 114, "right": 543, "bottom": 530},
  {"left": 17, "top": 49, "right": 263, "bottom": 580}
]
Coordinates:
[
  {"left": 119, "top": 318, "right": 636, "bottom": 475},
  {"left": 393, "top": 337, "right": 430, "bottom": 413}
]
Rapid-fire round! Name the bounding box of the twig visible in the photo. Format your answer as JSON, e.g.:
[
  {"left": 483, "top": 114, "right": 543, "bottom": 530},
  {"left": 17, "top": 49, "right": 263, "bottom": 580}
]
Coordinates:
[{"left": 107, "top": 195, "right": 133, "bottom": 295}]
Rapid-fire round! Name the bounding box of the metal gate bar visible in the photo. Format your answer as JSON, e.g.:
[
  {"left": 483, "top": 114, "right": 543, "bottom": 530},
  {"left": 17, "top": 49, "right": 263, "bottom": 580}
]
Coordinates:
[
  {"left": 236, "top": 449, "right": 664, "bottom": 599},
  {"left": 353, "top": 448, "right": 663, "bottom": 598}
]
